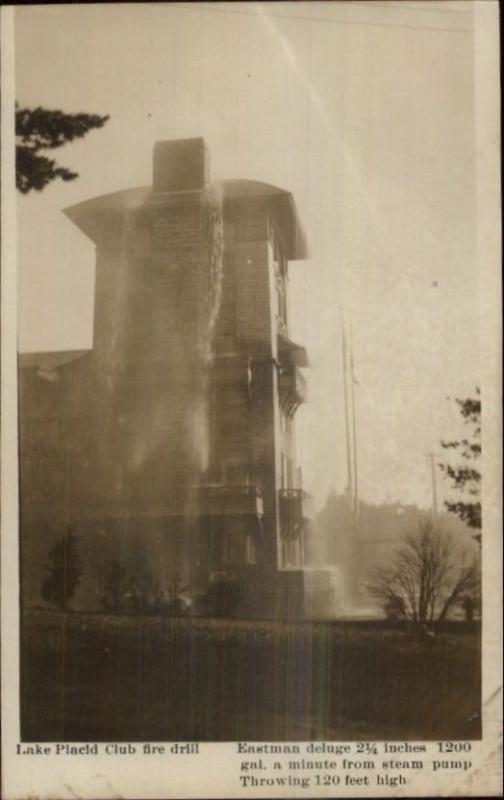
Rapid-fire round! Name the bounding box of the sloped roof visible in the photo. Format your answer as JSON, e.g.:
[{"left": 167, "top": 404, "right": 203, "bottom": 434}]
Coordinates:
[{"left": 64, "top": 179, "right": 307, "bottom": 260}]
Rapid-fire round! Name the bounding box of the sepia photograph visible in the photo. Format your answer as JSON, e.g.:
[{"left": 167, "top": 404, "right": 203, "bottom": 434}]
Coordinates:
[{"left": 1, "top": 2, "right": 502, "bottom": 797}]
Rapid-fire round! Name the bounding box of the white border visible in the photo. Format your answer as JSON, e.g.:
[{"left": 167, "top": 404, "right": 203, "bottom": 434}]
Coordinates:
[
  {"left": 1, "top": 1, "right": 22, "bottom": 762},
  {"left": 1, "top": 2, "right": 502, "bottom": 798}
]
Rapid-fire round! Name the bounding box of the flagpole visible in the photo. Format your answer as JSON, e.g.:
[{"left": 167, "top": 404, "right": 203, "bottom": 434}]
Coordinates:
[
  {"left": 341, "top": 318, "right": 354, "bottom": 511},
  {"left": 427, "top": 452, "right": 439, "bottom": 516},
  {"left": 342, "top": 314, "right": 358, "bottom": 603}
]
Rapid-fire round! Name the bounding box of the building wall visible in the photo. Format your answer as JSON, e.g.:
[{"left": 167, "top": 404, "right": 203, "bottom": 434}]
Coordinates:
[{"left": 19, "top": 141, "right": 311, "bottom": 614}]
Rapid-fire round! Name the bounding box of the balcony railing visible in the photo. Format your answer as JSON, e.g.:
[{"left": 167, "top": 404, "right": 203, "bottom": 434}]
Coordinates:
[
  {"left": 279, "top": 365, "right": 307, "bottom": 416},
  {"left": 278, "top": 488, "right": 313, "bottom": 541},
  {"left": 78, "top": 484, "right": 264, "bottom": 523},
  {"left": 187, "top": 484, "right": 263, "bottom": 517}
]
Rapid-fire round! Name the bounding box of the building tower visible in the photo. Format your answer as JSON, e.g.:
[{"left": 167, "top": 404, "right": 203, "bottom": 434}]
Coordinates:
[{"left": 19, "top": 138, "right": 315, "bottom": 616}]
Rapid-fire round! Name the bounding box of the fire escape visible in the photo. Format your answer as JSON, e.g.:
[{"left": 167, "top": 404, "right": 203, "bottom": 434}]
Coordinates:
[{"left": 277, "top": 329, "right": 313, "bottom": 559}]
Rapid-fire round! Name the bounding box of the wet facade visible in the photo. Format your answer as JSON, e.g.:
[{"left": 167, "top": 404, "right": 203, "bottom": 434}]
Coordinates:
[{"left": 19, "top": 138, "right": 320, "bottom": 616}]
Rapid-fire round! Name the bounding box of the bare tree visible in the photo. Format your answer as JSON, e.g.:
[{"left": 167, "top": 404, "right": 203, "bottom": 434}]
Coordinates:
[{"left": 367, "top": 522, "right": 479, "bottom": 627}]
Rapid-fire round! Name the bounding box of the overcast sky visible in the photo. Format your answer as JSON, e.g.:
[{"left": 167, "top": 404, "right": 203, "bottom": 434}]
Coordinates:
[{"left": 15, "top": 2, "right": 479, "bottom": 510}]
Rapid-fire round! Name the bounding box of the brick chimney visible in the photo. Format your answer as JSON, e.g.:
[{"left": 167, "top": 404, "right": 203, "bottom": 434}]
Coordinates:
[{"left": 153, "top": 137, "right": 209, "bottom": 193}]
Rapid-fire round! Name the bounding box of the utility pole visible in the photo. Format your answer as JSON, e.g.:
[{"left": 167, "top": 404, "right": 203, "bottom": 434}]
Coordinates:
[{"left": 342, "top": 314, "right": 359, "bottom": 604}]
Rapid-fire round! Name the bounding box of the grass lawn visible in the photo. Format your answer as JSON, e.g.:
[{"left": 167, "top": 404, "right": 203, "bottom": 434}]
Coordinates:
[{"left": 21, "top": 609, "right": 481, "bottom": 742}]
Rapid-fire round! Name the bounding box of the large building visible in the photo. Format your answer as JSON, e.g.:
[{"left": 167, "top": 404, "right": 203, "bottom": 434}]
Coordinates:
[{"left": 19, "top": 138, "right": 329, "bottom": 617}]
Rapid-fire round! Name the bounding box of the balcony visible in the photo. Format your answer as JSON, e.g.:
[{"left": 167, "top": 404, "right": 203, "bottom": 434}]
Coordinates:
[
  {"left": 279, "top": 365, "right": 307, "bottom": 416},
  {"left": 278, "top": 489, "right": 313, "bottom": 541},
  {"left": 277, "top": 332, "right": 309, "bottom": 368},
  {"left": 190, "top": 484, "right": 263, "bottom": 517},
  {"left": 78, "top": 484, "right": 263, "bottom": 524}
]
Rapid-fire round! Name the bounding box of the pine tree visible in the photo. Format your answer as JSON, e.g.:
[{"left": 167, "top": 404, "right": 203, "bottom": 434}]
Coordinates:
[
  {"left": 16, "top": 105, "right": 109, "bottom": 193},
  {"left": 440, "top": 388, "right": 481, "bottom": 543},
  {"left": 41, "top": 527, "right": 82, "bottom": 611}
]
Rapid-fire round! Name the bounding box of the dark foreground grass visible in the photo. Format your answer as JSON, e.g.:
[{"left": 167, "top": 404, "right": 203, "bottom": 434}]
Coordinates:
[{"left": 21, "top": 610, "right": 481, "bottom": 742}]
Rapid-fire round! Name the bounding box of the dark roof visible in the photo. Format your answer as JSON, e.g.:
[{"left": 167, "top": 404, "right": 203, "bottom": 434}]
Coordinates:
[
  {"left": 18, "top": 350, "right": 90, "bottom": 371},
  {"left": 221, "top": 178, "right": 296, "bottom": 200},
  {"left": 64, "top": 179, "right": 307, "bottom": 260}
]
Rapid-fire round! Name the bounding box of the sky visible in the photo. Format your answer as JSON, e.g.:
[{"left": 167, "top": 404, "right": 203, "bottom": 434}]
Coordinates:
[{"left": 15, "top": 1, "right": 479, "bottom": 510}]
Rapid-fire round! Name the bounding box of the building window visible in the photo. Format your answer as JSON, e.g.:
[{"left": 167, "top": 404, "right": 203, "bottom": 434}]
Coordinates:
[
  {"left": 280, "top": 453, "right": 294, "bottom": 490},
  {"left": 298, "top": 534, "right": 305, "bottom": 566},
  {"left": 246, "top": 534, "right": 256, "bottom": 565},
  {"left": 216, "top": 260, "right": 236, "bottom": 349},
  {"left": 282, "top": 539, "right": 299, "bottom": 567},
  {"left": 222, "top": 459, "right": 249, "bottom": 486},
  {"left": 269, "top": 219, "right": 287, "bottom": 275},
  {"left": 279, "top": 410, "right": 291, "bottom": 436},
  {"left": 210, "top": 529, "right": 255, "bottom": 569},
  {"left": 210, "top": 530, "right": 227, "bottom": 571},
  {"left": 276, "top": 278, "right": 287, "bottom": 329},
  {"left": 287, "top": 457, "right": 294, "bottom": 488}
]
